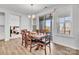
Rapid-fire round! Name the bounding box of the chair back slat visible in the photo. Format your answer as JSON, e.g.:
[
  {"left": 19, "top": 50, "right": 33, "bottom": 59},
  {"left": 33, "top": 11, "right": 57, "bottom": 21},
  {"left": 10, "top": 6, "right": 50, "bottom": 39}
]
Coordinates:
[{"left": 40, "top": 35, "right": 51, "bottom": 44}]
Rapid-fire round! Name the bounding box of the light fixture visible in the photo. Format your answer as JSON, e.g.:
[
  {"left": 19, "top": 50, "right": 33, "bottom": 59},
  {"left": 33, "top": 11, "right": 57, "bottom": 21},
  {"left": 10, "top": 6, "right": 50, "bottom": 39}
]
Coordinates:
[
  {"left": 28, "top": 4, "right": 36, "bottom": 19},
  {"left": 28, "top": 14, "right": 36, "bottom": 19},
  {"left": 28, "top": 15, "right": 31, "bottom": 18},
  {"left": 32, "top": 14, "right": 35, "bottom": 19}
]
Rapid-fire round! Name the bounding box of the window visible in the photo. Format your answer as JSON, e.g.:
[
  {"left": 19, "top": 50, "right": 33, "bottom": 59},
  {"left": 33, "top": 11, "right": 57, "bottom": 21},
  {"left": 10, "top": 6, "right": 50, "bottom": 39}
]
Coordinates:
[
  {"left": 58, "top": 16, "right": 72, "bottom": 35},
  {"left": 33, "top": 18, "right": 36, "bottom": 31},
  {"left": 45, "top": 19, "right": 51, "bottom": 33},
  {"left": 39, "top": 15, "right": 52, "bottom": 34},
  {"left": 39, "top": 16, "right": 45, "bottom": 31}
]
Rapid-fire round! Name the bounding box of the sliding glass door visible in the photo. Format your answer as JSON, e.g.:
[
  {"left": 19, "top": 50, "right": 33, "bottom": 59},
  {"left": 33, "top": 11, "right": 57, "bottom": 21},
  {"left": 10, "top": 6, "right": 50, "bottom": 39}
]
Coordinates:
[
  {"left": 45, "top": 18, "right": 52, "bottom": 34},
  {"left": 39, "top": 15, "right": 52, "bottom": 35}
]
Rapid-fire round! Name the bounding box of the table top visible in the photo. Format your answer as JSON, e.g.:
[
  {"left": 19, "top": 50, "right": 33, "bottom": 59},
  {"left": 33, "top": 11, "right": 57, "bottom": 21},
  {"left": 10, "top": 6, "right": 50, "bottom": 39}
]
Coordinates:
[{"left": 31, "top": 34, "right": 46, "bottom": 39}]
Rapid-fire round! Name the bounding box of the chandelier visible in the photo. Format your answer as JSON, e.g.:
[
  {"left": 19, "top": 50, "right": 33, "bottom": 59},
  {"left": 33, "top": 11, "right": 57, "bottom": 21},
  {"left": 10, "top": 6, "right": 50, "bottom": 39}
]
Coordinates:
[
  {"left": 28, "top": 14, "right": 36, "bottom": 19},
  {"left": 28, "top": 4, "right": 36, "bottom": 19}
]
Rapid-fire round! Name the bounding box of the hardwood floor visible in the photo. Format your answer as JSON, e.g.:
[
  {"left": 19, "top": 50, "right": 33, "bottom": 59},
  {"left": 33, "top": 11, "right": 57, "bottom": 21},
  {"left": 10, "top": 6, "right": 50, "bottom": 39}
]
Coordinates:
[
  {"left": 0, "top": 38, "right": 77, "bottom": 55},
  {"left": 0, "top": 38, "right": 54, "bottom": 55}
]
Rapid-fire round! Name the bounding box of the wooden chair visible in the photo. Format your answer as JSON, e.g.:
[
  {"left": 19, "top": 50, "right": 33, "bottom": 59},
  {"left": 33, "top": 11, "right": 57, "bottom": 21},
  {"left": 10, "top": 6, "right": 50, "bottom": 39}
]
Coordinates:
[
  {"left": 38, "top": 35, "right": 51, "bottom": 55},
  {"left": 21, "top": 30, "right": 26, "bottom": 46},
  {"left": 25, "top": 32, "right": 38, "bottom": 52}
]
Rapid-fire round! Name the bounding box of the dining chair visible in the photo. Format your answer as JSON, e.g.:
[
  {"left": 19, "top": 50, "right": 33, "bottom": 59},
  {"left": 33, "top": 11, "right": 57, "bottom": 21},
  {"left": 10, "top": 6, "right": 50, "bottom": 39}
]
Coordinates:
[
  {"left": 39, "top": 35, "right": 51, "bottom": 55},
  {"left": 21, "top": 30, "right": 26, "bottom": 46},
  {"left": 25, "top": 32, "right": 38, "bottom": 52}
]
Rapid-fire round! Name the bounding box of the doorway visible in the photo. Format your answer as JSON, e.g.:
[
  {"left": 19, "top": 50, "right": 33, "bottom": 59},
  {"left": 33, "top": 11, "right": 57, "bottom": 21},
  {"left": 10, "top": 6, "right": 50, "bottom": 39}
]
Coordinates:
[{"left": 39, "top": 14, "right": 53, "bottom": 39}]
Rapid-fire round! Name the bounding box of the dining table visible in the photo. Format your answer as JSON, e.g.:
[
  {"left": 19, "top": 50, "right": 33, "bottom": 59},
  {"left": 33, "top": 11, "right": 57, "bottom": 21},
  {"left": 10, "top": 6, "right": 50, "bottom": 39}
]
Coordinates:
[
  {"left": 31, "top": 33, "right": 47, "bottom": 40},
  {"left": 30, "top": 33, "right": 46, "bottom": 50},
  {"left": 30, "top": 32, "right": 51, "bottom": 50}
]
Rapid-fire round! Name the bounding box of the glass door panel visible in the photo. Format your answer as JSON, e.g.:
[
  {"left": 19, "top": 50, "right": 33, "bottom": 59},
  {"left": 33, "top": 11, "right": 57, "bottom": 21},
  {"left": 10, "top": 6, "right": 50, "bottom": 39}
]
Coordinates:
[{"left": 45, "top": 19, "right": 52, "bottom": 34}]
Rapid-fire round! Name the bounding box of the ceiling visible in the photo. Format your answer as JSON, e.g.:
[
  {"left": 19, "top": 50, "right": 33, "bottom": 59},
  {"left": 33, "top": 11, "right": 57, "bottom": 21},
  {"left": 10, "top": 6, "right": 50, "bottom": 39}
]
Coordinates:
[{"left": 0, "top": 4, "right": 56, "bottom": 15}]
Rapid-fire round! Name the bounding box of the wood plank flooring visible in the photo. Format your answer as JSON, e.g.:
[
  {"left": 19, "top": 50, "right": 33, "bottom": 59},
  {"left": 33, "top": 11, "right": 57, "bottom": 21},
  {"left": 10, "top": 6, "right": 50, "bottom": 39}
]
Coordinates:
[{"left": 0, "top": 38, "right": 54, "bottom": 55}]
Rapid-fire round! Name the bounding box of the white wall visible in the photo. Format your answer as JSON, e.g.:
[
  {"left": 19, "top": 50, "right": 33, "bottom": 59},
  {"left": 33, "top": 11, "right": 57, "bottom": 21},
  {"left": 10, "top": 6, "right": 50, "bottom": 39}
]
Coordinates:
[
  {"left": 0, "top": 13, "right": 5, "bottom": 39},
  {"left": 36, "top": 16, "right": 39, "bottom": 29},
  {"left": 72, "top": 5, "right": 79, "bottom": 49},
  {"left": 53, "top": 35, "right": 77, "bottom": 49},
  {"left": 20, "top": 16, "right": 30, "bottom": 31},
  {"left": 9, "top": 14, "right": 20, "bottom": 26},
  {"left": 5, "top": 12, "right": 10, "bottom": 41},
  {"left": 0, "top": 13, "right": 5, "bottom": 25}
]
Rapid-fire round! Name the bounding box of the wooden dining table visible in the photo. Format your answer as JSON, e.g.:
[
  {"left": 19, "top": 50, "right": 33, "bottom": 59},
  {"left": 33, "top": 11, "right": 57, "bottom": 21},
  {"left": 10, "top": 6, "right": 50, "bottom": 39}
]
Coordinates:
[
  {"left": 30, "top": 33, "right": 46, "bottom": 50},
  {"left": 30, "top": 32, "right": 51, "bottom": 50},
  {"left": 31, "top": 33, "right": 47, "bottom": 40}
]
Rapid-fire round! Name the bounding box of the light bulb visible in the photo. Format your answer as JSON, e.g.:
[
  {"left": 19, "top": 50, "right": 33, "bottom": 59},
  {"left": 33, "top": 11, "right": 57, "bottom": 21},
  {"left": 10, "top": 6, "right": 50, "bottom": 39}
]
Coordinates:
[
  {"left": 28, "top": 15, "right": 31, "bottom": 18},
  {"left": 32, "top": 15, "right": 35, "bottom": 19}
]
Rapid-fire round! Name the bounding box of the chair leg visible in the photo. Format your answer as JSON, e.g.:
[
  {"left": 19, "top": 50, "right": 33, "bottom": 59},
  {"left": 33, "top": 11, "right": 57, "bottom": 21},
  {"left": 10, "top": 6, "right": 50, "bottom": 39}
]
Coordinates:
[
  {"left": 25, "top": 43, "right": 28, "bottom": 48},
  {"left": 49, "top": 43, "right": 51, "bottom": 54},
  {"left": 45, "top": 45, "right": 46, "bottom": 55},
  {"left": 22, "top": 40, "right": 23, "bottom": 45},
  {"left": 25, "top": 40, "right": 27, "bottom": 47},
  {"left": 30, "top": 45, "right": 32, "bottom": 52}
]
